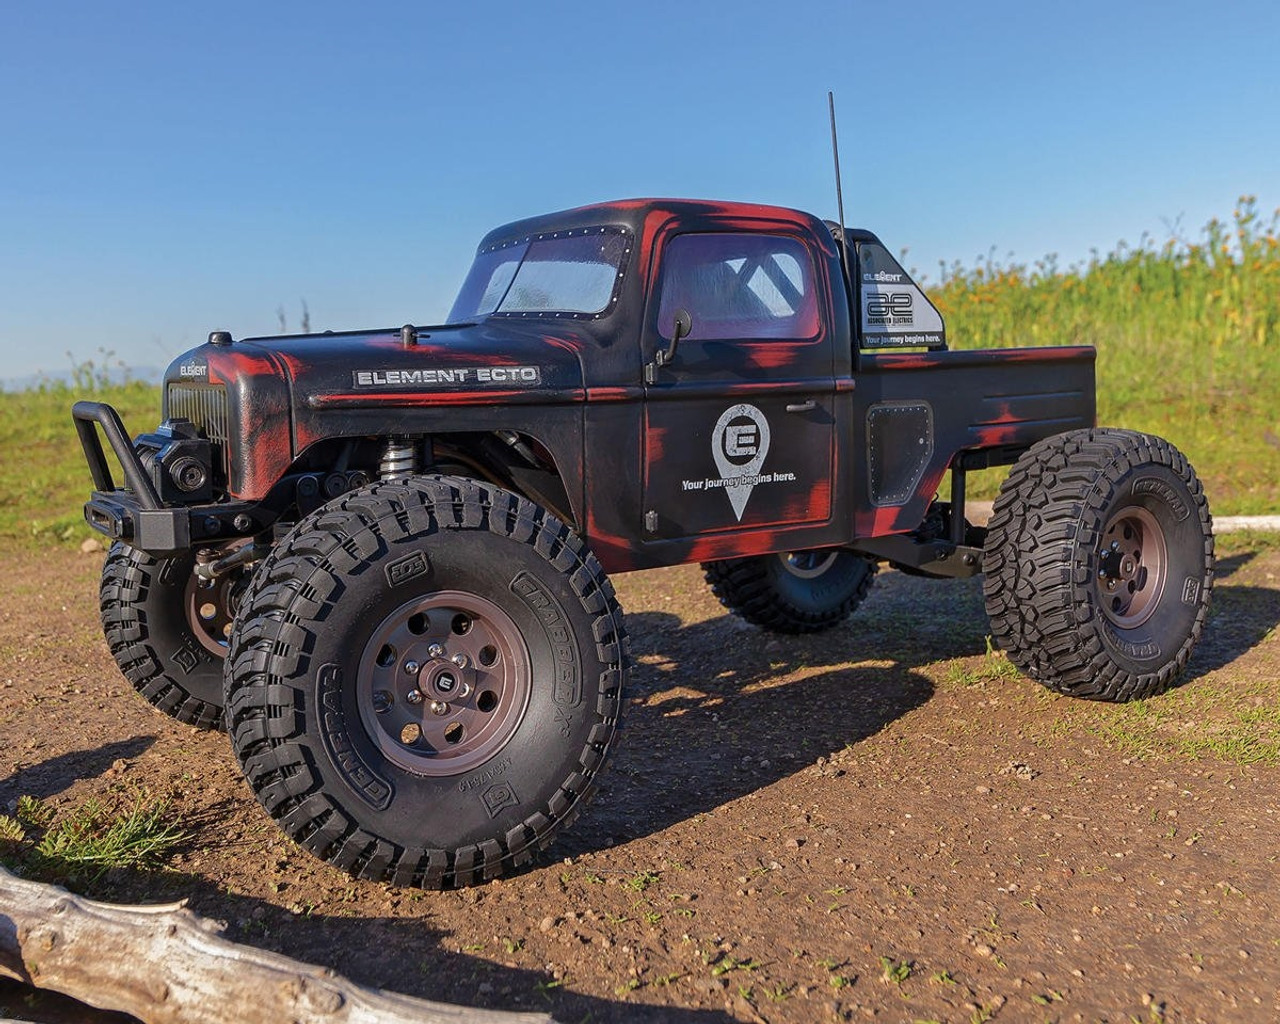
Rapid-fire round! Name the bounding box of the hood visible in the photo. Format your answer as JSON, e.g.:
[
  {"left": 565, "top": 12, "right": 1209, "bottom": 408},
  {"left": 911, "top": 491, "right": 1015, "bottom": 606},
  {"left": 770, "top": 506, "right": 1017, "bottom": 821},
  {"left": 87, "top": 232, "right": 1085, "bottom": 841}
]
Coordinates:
[
  {"left": 236, "top": 321, "right": 587, "bottom": 407},
  {"left": 158, "top": 320, "right": 590, "bottom": 501}
]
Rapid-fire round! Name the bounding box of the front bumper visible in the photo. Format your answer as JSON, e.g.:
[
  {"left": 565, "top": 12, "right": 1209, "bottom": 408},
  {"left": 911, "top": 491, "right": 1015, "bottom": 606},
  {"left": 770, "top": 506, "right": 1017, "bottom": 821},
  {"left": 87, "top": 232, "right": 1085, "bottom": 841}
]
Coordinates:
[{"left": 72, "top": 401, "right": 254, "bottom": 554}]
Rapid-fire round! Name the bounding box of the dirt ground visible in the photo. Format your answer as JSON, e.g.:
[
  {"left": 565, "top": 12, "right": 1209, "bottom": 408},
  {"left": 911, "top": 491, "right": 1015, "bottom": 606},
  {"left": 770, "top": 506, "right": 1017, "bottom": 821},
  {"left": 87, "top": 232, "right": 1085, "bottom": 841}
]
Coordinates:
[{"left": 1, "top": 539, "right": 1278, "bottom": 1024}]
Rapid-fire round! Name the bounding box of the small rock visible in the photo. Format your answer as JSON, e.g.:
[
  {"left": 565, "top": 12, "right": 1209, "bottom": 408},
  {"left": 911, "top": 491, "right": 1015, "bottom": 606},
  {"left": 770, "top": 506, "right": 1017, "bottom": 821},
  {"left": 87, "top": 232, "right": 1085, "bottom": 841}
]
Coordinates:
[
  {"left": 539, "top": 915, "right": 557, "bottom": 933},
  {"left": 80, "top": 538, "right": 103, "bottom": 554}
]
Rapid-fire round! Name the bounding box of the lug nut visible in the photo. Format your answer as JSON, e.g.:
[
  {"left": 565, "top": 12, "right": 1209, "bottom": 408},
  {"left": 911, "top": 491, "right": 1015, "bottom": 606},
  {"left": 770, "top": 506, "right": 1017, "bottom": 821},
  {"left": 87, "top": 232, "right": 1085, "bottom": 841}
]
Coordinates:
[
  {"left": 430, "top": 701, "right": 450, "bottom": 716},
  {"left": 406, "top": 689, "right": 424, "bottom": 705},
  {"left": 405, "top": 660, "right": 420, "bottom": 675},
  {"left": 451, "top": 653, "right": 470, "bottom": 669},
  {"left": 428, "top": 643, "right": 445, "bottom": 659}
]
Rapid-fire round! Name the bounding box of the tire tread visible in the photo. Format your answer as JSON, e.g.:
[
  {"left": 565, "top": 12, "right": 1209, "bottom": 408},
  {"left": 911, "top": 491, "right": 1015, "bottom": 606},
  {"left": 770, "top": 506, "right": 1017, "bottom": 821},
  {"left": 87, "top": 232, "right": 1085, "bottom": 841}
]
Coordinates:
[
  {"left": 225, "top": 476, "right": 628, "bottom": 888},
  {"left": 983, "top": 428, "right": 1213, "bottom": 701}
]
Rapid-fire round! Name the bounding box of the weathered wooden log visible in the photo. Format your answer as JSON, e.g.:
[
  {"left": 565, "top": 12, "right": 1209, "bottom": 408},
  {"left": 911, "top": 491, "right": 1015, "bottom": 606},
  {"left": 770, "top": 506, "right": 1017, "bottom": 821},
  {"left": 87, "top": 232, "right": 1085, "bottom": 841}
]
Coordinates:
[{"left": 0, "top": 867, "right": 557, "bottom": 1024}]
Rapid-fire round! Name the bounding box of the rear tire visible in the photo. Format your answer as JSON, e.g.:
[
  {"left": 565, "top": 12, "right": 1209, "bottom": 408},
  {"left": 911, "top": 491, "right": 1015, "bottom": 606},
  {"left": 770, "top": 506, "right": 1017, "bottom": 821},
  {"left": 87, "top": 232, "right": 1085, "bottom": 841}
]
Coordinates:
[
  {"left": 224, "top": 477, "right": 628, "bottom": 888},
  {"left": 101, "top": 543, "right": 242, "bottom": 730},
  {"left": 983, "top": 428, "right": 1213, "bottom": 701},
  {"left": 702, "top": 549, "right": 877, "bottom": 634}
]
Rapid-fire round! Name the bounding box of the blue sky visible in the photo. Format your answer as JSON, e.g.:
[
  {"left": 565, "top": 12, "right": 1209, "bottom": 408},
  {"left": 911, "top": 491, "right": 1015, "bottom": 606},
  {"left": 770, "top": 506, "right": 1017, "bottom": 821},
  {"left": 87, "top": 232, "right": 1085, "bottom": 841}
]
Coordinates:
[{"left": 1, "top": 0, "right": 1276, "bottom": 382}]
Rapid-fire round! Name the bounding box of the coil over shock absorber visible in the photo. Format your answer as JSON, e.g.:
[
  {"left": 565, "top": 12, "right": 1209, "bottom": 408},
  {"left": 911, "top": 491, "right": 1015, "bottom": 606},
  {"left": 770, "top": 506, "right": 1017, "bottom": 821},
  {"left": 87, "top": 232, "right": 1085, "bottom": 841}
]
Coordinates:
[{"left": 379, "top": 436, "right": 421, "bottom": 481}]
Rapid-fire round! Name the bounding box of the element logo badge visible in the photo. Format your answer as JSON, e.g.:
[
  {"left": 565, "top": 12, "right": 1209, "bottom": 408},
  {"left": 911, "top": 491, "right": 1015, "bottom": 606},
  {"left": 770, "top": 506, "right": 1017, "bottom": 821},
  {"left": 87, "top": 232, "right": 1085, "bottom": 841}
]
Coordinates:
[{"left": 712, "top": 403, "right": 771, "bottom": 520}]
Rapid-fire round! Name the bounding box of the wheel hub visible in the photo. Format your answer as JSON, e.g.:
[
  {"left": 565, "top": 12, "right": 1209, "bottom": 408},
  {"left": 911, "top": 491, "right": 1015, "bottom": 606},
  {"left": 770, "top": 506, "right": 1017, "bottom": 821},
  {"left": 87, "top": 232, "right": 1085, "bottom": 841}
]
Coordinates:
[
  {"left": 420, "top": 661, "right": 469, "bottom": 700},
  {"left": 778, "top": 550, "right": 839, "bottom": 580},
  {"left": 183, "top": 545, "right": 250, "bottom": 656},
  {"left": 357, "top": 590, "right": 531, "bottom": 776},
  {"left": 1095, "top": 506, "right": 1167, "bottom": 629}
]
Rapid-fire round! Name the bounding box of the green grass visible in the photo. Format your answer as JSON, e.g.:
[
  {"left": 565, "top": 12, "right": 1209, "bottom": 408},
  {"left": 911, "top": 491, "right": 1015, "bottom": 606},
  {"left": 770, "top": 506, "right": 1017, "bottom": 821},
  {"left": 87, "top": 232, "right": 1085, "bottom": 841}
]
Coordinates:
[
  {"left": 0, "top": 378, "right": 159, "bottom": 545},
  {"left": 0, "top": 791, "right": 189, "bottom": 885},
  {"left": 931, "top": 197, "right": 1280, "bottom": 513},
  {"left": 1076, "top": 686, "right": 1280, "bottom": 767}
]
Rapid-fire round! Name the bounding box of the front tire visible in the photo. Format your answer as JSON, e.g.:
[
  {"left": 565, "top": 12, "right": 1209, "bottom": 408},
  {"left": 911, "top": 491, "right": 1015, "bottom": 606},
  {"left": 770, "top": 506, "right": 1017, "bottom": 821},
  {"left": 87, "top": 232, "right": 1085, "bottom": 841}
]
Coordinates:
[
  {"left": 101, "top": 543, "right": 244, "bottom": 730},
  {"left": 702, "top": 549, "right": 877, "bottom": 634},
  {"left": 983, "top": 428, "right": 1213, "bottom": 701},
  {"left": 225, "top": 477, "right": 628, "bottom": 888}
]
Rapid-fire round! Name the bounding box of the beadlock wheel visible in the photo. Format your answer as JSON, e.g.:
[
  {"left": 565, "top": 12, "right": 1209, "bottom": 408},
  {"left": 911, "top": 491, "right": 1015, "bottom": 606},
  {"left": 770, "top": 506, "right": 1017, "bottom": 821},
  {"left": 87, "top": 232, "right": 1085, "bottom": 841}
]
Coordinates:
[
  {"left": 778, "top": 550, "right": 839, "bottom": 580},
  {"left": 183, "top": 546, "right": 250, "bottom": 657},
  {"left": 1095, "top": 506, "right": 1167, "bottom": 630},
  {"left": 357, "top": 591, "right": 532, "bottom": 777}
]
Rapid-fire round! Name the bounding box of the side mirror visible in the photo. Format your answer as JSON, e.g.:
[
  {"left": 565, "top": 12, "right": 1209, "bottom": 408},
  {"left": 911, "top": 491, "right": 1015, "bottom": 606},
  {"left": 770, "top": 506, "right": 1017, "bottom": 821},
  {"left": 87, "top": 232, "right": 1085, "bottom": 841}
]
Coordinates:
[{"left": 656, "top": 308, "right": 692, "bottom": 367}]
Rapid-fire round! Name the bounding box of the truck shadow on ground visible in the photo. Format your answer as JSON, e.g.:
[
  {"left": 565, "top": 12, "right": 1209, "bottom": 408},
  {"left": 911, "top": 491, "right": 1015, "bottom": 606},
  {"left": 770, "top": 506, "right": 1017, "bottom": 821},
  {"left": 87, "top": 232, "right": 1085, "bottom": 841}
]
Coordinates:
[
  {"left": 1184, "top": 549, "right": 1280, "bottom": 679},
  {"left": 0, "top": 736, "right": 154, "bottom": 809},
  {"left": 563, "top": 570, "right": 985, "bottom": 851},
  {"left": 573, "top": 557, "right": 1280, "bottom": 849}
]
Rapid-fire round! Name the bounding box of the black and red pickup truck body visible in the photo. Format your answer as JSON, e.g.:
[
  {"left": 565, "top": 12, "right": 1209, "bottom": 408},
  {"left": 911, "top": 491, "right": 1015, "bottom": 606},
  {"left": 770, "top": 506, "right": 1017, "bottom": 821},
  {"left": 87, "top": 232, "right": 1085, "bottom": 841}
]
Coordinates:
[{"left": 74, "top": 198, "right": 1095, "bottom": 574}]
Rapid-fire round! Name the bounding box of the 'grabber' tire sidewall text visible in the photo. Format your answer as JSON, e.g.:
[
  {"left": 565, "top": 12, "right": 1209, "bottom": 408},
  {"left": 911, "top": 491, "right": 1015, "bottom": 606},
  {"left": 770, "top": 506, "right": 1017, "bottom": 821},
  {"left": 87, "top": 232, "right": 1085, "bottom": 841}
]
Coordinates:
[
  {"left": 983, "top": 428, "right": 1213, "bottom": 702},
  {"left": 225, "top": 477, "right": 627, "bottom": 888}
]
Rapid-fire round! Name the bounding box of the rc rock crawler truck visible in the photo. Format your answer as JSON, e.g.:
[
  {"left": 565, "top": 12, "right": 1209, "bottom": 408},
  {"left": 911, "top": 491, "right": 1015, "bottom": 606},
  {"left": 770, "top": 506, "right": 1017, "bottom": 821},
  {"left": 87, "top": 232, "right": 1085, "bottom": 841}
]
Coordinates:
[{"left": 74, "top": 198, "right": 1214, "bottom": 888}]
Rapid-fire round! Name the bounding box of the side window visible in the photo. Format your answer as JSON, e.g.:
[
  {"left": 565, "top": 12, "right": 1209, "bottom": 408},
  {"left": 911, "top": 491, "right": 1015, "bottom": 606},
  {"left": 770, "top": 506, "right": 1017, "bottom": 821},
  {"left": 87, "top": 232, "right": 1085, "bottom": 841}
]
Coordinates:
[{"left": 656, "top": 233, "right": 820, "bottom": 341}]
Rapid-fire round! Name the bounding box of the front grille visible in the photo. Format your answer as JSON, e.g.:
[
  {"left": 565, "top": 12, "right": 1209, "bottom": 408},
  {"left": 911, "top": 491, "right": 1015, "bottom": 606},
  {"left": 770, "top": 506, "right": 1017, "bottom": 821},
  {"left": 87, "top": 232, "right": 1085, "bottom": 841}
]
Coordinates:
[{"left": 167, "top": 383, "right": 230, "bottom": 479}]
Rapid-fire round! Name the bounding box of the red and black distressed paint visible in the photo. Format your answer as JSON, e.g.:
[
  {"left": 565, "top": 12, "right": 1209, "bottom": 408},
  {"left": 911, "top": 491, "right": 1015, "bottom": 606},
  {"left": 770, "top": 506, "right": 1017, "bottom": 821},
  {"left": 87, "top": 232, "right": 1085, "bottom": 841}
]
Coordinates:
[{"left": 130, "top": 198, "right": 1095, "bottom": 571}]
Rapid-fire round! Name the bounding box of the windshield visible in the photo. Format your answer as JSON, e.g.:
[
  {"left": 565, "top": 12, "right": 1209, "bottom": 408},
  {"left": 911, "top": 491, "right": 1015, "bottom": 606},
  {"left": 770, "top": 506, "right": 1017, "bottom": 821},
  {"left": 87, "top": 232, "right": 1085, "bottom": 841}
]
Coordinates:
[{"left": 448, "top": 228, "right": 630, "bottom": 321}]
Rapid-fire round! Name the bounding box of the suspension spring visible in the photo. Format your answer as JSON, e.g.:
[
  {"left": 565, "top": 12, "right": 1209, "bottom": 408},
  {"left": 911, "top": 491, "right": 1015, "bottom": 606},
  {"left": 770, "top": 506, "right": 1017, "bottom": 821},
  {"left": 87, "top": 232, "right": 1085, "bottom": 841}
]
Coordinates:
[{"left": 379, "top": 437, "right": 421, "bottom": 481}]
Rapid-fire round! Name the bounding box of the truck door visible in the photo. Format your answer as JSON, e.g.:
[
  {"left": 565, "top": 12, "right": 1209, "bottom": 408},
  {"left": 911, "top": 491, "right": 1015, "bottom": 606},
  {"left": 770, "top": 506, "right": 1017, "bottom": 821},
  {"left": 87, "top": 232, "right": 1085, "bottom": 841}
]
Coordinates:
[{"left": 641, "top": 229, "right": 837, "bottom": 543}]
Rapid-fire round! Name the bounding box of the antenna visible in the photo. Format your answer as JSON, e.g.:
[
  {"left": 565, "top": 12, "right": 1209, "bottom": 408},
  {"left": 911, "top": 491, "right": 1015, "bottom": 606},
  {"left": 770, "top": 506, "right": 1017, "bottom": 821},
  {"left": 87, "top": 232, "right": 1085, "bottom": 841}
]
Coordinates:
[{"left": 827, "top": 92, "right": 852, "bottom": 278}]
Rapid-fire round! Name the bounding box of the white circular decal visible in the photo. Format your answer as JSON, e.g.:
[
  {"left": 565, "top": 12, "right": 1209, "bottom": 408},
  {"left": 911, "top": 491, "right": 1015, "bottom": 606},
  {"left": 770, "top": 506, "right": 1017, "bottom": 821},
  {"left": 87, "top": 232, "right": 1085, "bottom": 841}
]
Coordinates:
[{"left": 712, "top": 403, "right": 771, "bottom": 520}]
